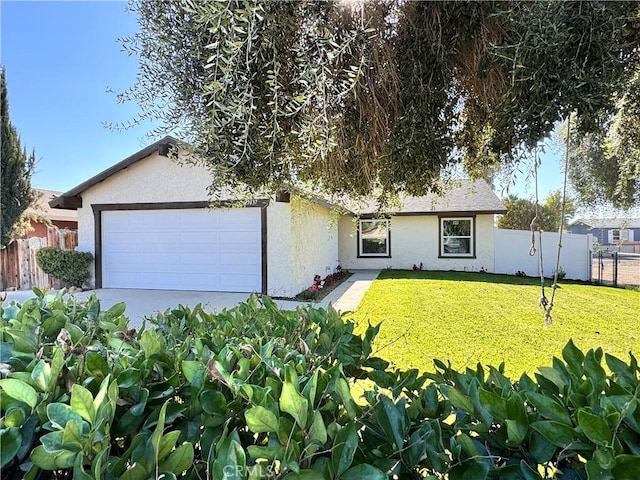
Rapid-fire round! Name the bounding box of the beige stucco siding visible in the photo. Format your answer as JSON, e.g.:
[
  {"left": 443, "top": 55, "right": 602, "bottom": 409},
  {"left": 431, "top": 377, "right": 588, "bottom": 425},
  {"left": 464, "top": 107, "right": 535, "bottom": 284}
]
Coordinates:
[
  {"left": 338, "top": 214, "right": 496, "bottom": 272},
  {"left": 266, "top": 201, "right": 293, "bottom": 296},
  {"left": 288, "top": 197, "right": 339, "bottom": 297},
  {"left": 75, "top": 152, "right": 339, "bottom": 295},
  {"left": 76, "top": 153, "right": 215, "bottom": 286}
]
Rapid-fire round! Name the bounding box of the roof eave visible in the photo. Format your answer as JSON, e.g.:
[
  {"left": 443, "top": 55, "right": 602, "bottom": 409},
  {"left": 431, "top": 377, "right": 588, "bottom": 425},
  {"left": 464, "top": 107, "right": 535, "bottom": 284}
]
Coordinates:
[{"left": 49, "top": 136, "right": 178, "bottom": 211}]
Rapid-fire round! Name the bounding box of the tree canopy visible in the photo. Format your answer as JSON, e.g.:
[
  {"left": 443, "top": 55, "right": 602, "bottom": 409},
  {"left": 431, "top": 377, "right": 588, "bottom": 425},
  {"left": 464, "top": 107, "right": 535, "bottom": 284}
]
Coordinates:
[
  {"left": 497, "top": 191, "right": 576, "bottom": 232},
  {"left": 119, "top": 0, "right": 640, "bottom": 202},
  {"left": 1, "top": 67, "right": 36, "bottom": 248}
]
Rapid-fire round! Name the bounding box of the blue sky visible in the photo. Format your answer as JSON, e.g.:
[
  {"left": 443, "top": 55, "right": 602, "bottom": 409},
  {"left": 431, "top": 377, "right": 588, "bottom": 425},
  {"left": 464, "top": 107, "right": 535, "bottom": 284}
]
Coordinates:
[{"left": 2, "top": 0, "right": 564, "bottom": 200}]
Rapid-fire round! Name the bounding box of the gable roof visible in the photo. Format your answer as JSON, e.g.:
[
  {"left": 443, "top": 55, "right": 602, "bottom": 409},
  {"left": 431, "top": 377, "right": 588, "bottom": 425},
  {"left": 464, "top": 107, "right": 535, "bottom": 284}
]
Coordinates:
[
  {"left": 347, "top": 179, "right": 506, "bottom": 215},
  {"left": 30, "top": 189, "right": 78, "bottom": 222},
  {"left": 571, "top": 218, "right": 640, "bottom": 229},
  {"left": 50, "top": 136, "right": 178, "bottom": 210}
]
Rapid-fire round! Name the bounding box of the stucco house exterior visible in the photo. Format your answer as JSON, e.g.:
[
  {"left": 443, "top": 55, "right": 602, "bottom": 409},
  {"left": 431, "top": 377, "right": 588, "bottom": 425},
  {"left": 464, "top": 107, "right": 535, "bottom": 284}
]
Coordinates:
[
  {"left": 50, "top": 137, "right": 506, "bottom": 296},
  {"left": 569, "top": 218, "right": 640, "bottom": 253}
]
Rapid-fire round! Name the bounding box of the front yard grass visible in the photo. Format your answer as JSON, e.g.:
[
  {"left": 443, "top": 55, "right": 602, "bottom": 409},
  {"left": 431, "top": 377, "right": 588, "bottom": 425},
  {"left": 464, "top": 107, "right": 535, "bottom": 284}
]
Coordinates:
[{"left": 349, "top": 270, "right": 640, "bottom": 377}]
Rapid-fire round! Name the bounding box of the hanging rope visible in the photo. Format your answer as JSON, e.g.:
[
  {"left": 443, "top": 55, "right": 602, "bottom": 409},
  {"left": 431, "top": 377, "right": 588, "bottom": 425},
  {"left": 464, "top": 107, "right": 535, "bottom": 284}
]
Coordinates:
[
  {"left": 543, "top": 114, "right": 572, "bottom": 326},
  {"left": 529, "top": 146, "right": 549, "bottom": 311}
]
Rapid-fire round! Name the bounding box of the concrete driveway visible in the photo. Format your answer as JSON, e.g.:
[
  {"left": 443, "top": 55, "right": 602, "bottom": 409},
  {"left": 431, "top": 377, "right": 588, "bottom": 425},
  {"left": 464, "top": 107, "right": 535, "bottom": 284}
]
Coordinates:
[{"left": 1, "top": 271, "right": 380, "bottom": 329}]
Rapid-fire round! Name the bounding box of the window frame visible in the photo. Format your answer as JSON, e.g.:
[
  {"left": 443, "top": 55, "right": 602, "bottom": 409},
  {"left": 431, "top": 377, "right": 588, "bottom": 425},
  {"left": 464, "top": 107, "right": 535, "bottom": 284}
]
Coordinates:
[
  {"left": 357, "top": 218, "right": 391, "bottom": 258},
  {"left": 439, "top": 216, "right": 476, "bottom": 258}
]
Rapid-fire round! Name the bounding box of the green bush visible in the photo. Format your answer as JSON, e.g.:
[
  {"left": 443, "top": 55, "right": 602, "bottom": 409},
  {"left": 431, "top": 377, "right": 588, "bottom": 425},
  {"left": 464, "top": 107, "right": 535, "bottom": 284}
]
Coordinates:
[
  {"left": 35, "top": 247, "right": 93, "bottom": 287},
  {"left": 1, "top": 292, "right": 640, "bottom": 479}
]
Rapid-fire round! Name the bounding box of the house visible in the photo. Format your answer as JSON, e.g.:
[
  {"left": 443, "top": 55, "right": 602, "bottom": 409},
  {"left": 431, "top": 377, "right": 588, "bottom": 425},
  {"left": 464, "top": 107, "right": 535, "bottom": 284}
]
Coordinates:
[
  {"left": 50, "top": 137, "right": 506, "bottom": 297},
  {"left": 569, "top": 218, "right": 640, "bottom": 253},
  {"left": 20, "top": 189, "right": 78, "bottom": 238}
]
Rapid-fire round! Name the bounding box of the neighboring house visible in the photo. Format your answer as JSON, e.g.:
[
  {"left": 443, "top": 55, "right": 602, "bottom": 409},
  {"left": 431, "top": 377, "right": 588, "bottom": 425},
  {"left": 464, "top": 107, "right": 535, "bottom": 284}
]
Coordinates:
[
  {"left": 23, "top": 189, "right": 78, "bottom": 238},
  {"left": 50, "top": 137, "right": 506, "bottom": 296},
  {"left": 569, "top": 218, "right": 640, "bottom": 252}
]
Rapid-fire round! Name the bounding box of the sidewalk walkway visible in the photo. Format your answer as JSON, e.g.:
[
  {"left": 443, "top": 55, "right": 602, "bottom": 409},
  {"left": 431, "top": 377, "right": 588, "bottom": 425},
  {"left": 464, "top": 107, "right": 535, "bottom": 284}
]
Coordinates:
[
  {"left": 1, "top": 270, "right": 381, "bottom": 327},
  {"left": 318, "top": 269, "right": 381, "bottom": 312}
]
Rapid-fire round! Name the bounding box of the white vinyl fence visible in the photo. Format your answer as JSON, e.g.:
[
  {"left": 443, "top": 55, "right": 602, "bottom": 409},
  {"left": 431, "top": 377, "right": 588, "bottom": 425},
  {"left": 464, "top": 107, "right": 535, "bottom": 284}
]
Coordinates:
[{"left": 494, "top": 229, "right": 593, "bottom": 281}]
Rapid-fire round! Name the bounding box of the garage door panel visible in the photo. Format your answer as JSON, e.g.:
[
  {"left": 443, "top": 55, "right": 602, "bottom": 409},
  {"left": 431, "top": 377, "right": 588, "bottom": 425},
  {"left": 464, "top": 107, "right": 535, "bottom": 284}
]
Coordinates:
[
  {"left": 102, "top": 208, "right": 262, "bottom": 292},
  {"left": 219, "top": 252, "right": 259, "bottom": 266},
  {"left": 219, "top": 230, "right": 260, "bottom": 245}
]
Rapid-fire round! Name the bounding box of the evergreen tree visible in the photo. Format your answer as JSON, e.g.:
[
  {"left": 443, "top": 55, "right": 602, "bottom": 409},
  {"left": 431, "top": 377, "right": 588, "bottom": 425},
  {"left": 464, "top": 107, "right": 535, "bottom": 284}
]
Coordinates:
[{"left": 1, "top": 67, "right": 36, "bottom": 248}]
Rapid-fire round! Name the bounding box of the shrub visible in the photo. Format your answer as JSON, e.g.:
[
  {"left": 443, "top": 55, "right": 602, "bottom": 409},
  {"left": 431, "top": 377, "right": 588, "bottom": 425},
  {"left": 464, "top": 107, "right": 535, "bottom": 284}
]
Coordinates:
[
  {"left": 1, "top": 292, "right": 640, "bottom": 479},
  {"left": 35, "top": 247, "right": 93, "bottom": 287}
]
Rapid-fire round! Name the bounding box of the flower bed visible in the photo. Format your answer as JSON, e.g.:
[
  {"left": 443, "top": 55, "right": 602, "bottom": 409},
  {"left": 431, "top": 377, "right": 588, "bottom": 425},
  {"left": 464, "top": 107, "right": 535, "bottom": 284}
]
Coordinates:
[{"left": 294, "top": 268, "right": 352, "bottom": 302}]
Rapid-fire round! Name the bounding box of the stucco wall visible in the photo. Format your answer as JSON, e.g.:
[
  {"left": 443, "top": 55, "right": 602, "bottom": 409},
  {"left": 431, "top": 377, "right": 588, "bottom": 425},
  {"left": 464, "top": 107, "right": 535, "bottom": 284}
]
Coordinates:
[
  {"left": 75, "top": 152, "right": 338, "bottom": 295},
  {"left": 76, "top": 153, "right": 215, "bottom": 286},
  {"left": 288, "top": 197, "right": 339, "bottom": 297},
  {"left": 338, "top": 214, "right": 496, "bottom": 272},
  {"left": 266, "top": 201, "right": 293, "bottom": 296}
]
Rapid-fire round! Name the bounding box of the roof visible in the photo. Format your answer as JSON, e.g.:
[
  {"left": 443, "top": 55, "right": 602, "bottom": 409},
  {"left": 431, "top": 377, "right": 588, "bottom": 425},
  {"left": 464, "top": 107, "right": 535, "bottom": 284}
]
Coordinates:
[
  {"left": 50, "top": 136, "right": 178, "bottom": 210},
  {"left": 49, "top": 135, "right": 503, "bottom": 216},
  {"left": 571, "top": 218, "right": 640, "bottom": 229},
  {"left": 30, "top": 190, "right": 78, "bottom": 222},
  {"left": 346, "top": 179, "right": 506, "bottom": 215}
]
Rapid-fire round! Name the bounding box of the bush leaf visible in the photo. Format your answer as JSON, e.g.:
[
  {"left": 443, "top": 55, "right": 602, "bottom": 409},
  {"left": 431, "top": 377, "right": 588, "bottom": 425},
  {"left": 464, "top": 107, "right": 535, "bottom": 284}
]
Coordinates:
[{"left": 0, "top": 379, "right": 38, "bottom": 408}]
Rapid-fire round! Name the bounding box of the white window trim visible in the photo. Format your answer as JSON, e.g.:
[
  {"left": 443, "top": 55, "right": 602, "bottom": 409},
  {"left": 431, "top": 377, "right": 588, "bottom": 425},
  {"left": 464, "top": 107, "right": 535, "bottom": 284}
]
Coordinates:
[
  {"left": 440, "top": 217, "right": 475, "bottom": 257},
  {"left": 358, "top": 219, "right": 390, "bottom": 257}
]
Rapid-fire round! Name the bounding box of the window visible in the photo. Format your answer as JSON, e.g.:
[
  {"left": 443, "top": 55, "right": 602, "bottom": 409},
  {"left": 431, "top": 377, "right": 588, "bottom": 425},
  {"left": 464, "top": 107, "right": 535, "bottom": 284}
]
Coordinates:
[
  {"left": 359, "top": 219, "right": 390, "bottom": 257},
  {"left": 440, "top": 217, "right": 474, "bottom": 257},
  {"left": 611, "top": 229, "right": 630, "bottom": 243}
]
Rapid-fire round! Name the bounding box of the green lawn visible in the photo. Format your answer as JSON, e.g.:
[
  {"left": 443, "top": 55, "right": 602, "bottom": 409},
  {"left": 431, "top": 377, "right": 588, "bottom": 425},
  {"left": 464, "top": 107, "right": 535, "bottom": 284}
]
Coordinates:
[{"left": 349, "top": 270, "right": 640, "bottom": 378}]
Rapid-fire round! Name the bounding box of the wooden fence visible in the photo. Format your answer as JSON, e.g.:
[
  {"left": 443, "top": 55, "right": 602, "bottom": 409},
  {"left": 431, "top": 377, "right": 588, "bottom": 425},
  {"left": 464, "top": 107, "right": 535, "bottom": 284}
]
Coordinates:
[{"left": 0, "top": 228, "right": 78, "bottom": 291}]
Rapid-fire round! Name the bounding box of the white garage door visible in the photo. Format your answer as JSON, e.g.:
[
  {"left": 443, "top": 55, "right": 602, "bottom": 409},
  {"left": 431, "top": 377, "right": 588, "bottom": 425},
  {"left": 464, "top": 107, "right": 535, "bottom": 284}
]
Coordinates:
[{"left": 101, "top": 208, "right": 262, "bottom": 292}]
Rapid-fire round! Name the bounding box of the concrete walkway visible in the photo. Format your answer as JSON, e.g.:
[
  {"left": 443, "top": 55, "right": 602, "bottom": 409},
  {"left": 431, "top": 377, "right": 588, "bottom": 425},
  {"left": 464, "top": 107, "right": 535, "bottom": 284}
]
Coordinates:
[{"left": 1, "top": 270, "right": 380, "bottom": 328}]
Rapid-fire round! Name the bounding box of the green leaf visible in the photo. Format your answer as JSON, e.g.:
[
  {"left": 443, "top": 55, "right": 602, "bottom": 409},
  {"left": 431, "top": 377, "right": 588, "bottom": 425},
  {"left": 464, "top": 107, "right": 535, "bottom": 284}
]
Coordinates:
[
  {"left": 62, "top": 420, "right": 83, "bottom": 449},
  {"left": 562, "top": 340, "right": 584, "bottom": 376},
  {"left": 151, "top": 401, "right": 169, "bottom": 460},
  {"left": 280, "top": 381, "right": 309, "bottom": 429},
  {"left": 158, "top": 431, "right": 181, "bottom": 461},
  {"left": 536, "top": 367, "right": 566, "bottom": 390},
  {"left": 449, "top": 460, "right": 489, "bottom": 480},
  {"left": 478, "top": 388, "right": 508, "bottom": 421},
  {"left": 526, "top": 391, "right": 572, "bottom": 426},
  {"left": 375, "top": 396, "right": 406, "bottom": 451},
  {"left": 577, "top": 409, "right": 611, "bottom": 446},
  {"left": 444, "top": 385, "right": 475, "bottom": 415},
  {"left": 212, "top": 431, "right": 246, "bottom": 480},
  {"left": 247, "top": 445, "right": 286, "bottom": 461},
  {"left": 30, "top": 445, "right": 77, "bottom": 470},
  {"left": 199, "top": 389, "right": 227, "bottom": 416},
  {"left": 181, "top": 360, "right": 204, "bottom": 383},
  {"left": 331, "top": 423, "right": 358, "bottom": 477},
  {"left": 0, "top": 427, "right": 21, "bottom": 468},
  {"left": 531, "top": 421, "right": 581, "bottom": 447},
  {"left": 506, "top": 419, "right": 528, "bottom": 447},
  {"left": 308, "top": 410, "right": 327, "bottom": 445},
  {"left": 335, "top": 377, "right": 360, "bottom": 420},
  {"left": 140, "top": 328, "right": 164, "bottom": 359},
  {"left": 341, "top": 464, "right": 387, "bottom": 480},
  {"left": 282, "top": 471, "right": 325, "bottom": 480},
  {"left": 160, "top": 442, "right": 194, "bottom": 475},
  {"left": 71, "top": 384, "right": 96, "bottom": 426},
  {"left": 4, "top": 407, "right": 26, "bottom": 427},
  {"left": 31, "top": 360, "right": 51, "bottom": 393},
  {"left": 519, "top": 460, "right": 543, "bottom": 480},
  {"left": 612, "top": 455, "right": 640, "bottom": 479},
  {"left": 47, "top": 403, "right": 84, "bottom": 431},
  {"left": 245, "top": 406, "right": 279, "bottom": 433},
  {"left": 0, "top": 378, "right": 38, "bottom": 408},
  {"left": 119, "top": 462, "right": 149, "bottom": 480}
]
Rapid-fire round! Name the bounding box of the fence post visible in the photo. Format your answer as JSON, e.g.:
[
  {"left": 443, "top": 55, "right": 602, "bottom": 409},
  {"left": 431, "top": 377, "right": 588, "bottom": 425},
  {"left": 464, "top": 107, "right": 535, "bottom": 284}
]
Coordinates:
[{"left": 612, "top": 251, "right": 618, "bottom": 288}]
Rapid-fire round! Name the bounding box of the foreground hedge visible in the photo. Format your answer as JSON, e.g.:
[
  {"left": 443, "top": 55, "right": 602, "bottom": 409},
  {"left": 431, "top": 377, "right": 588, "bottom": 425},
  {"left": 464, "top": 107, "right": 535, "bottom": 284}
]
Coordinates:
[{"left": 1, "top": 291, "right": 640, "bottom": 479}]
